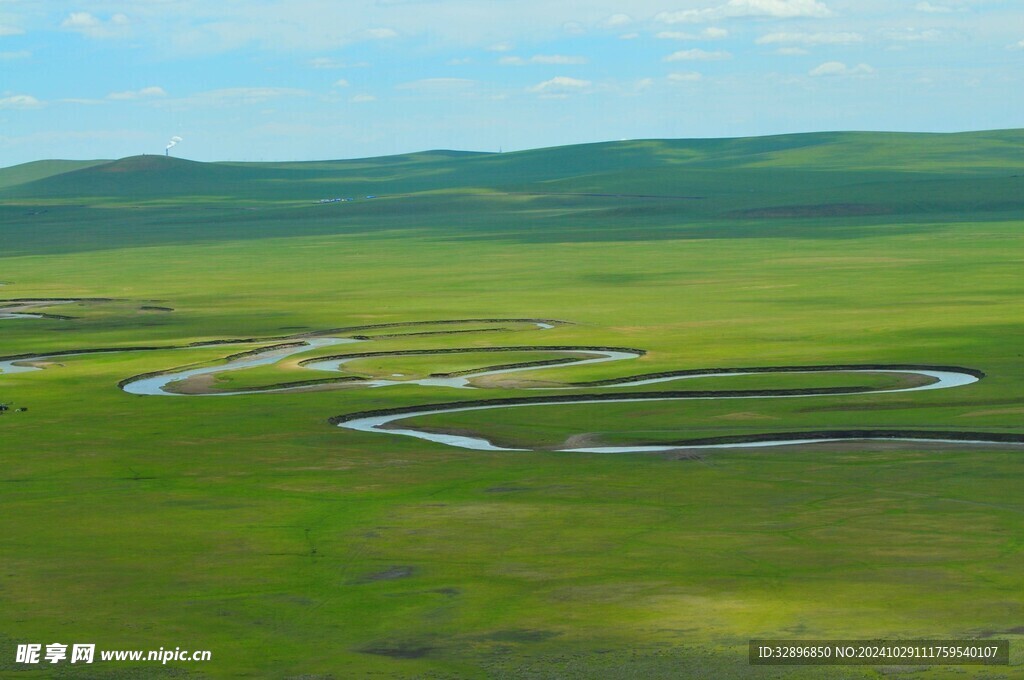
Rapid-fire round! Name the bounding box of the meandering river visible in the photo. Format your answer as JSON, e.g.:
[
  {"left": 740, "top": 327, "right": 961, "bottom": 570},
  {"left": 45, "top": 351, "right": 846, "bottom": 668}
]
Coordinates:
[{"left": 3, "top": 317, "right": 1014, "bottom": 453}]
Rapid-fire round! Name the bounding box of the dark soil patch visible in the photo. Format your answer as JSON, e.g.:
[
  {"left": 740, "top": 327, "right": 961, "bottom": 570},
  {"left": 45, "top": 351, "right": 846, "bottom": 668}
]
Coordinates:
[
  {"left": 383, "top": 586, "right": 462, "bottom": 599},
  {"left": 358, "top": 641, "right": 433, "bottom": 659},
  {"left": 976, "top": 626, "right": 1024, "bottom": 638},
  {"left": 665, "top": 452, "right": 708, "bottom": 462},
  {"left": 479, "top": 629, "right": 561, "bottom": 643},
  {"left": 351, "top": 565, "right": 417, "bottom": 584}
]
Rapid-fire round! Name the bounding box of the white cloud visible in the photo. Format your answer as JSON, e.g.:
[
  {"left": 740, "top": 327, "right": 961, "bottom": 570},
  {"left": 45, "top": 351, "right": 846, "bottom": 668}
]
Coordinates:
[
  {"left": 25, "top": 3, "right": 846, "bottom": 58},
  {"left": 533, "top": 54, "right": 588, "bottom": 64},
  {"left": 488, "top": 42, "right": 514, "bottom": 52},
  {"left": 620, "top": 32, "right": 640, "bottom": 40},
  {"left": 777, "top": 47, "right": 809, "bottom": 55},
  {"left": 657, "top": 27, "right": 730, "bottom": 40},
  {"left": 914, "top": 1, "right": 955, "bottom": 12},
  {"left": 0, "top": 50, "right": 31, "bottom": 60},
  {"left": 309, "top": 57, "right": 370, "bottom": 70},
  {"left": 61, "top": 12, "right": 100, "bottom": 30},
  {"left": 664, "top": 48, "right": 731, "bottom": 61},
  {"left": 656, "top": 0, "right": 831, "bottom": 24},
  {"left": 528, "top": 76, "right": 592, "bottom": 96},
  {"left": 1011, "top": 39, "right": 1024, "bottom": 50},
  {"left": 809, "top": 61, "right": 847, "bottom": 76},
  {"left": 880, "top": 28, "right": 945, "bottom": 42},
  {"left": 107, "top": 86, "right": 167, "bottom": 101},
  {"left": 0, "top": 94, "right": 42, "bottom": 109},
  {"left": 603, "top": 13, "right": 633, "bottom": 27},
  {"left": 350, "top": 94, "right": 376, "bottom": 103},
  {"left": 60, "top": 12, "right": 131, "bottom": 39},
  {"left": 364, "top": 27, "right": 398, "bottom": 39},
  {"left": 59, "top": 98, "right": 105, "bottom": 106},
  {"left": 757, "top": 31, "right": 863, "bottom": 45},
  {"left": 333, "top": 79, "right": 350, "bottom": 88},
  {"left": 808, "top": 61, "right": 875, "bottom": 77},
  {"left": 0, "top": 25, "right": 24, "bottom": 36},
  {"left": 668, "top": 71, "right": 703, "bottom": 82},
  {"left": 502, "top": 54, "right": 588, "bottom": 65},
  {"left": 310, "top": 57, "right": 343, "bottom": 69}
]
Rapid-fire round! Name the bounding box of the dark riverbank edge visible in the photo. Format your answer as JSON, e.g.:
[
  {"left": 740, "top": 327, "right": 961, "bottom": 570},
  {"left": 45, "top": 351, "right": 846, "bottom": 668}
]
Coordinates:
[
  {"left": 103, "top": 320, "right": 572, "bottom": 392},
  {"left": 326, "top": 365, "right": 979, "bottom": 426},
  {"left": 562, "top": 363, "right": 985, "bottom": 387},
  {"left": 653, "top": 429, "right": 1024, "bottom": 447},
  {"left": 298, "top": 346, "right": 647, "bottom": 366}
]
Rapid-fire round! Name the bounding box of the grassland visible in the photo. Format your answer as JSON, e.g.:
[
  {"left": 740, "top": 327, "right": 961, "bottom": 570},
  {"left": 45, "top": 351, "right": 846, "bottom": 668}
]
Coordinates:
[{"left": 1, "top": 130, "right": 1023, "bottom": 678}]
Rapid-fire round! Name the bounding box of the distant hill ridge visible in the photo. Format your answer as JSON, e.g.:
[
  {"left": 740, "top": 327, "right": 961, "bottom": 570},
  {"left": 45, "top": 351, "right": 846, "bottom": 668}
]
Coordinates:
[
  {"left": 0, "top": 159, "right": 110, "bottom": 190},
  {"left": 2, "top": 129, "right": 1022, "bottom": 202}
]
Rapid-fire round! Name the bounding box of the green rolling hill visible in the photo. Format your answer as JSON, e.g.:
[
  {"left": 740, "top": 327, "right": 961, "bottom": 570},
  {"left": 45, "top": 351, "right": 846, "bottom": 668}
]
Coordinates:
[
  {"left": 4, "top": 129, "right": 1023, "bottom": 202},
  {"left": 1, "top": 129, "right": 1022, "bottom": 257},
  {"left": 0, "top": 158, "right": 110, "bottom": 190}
]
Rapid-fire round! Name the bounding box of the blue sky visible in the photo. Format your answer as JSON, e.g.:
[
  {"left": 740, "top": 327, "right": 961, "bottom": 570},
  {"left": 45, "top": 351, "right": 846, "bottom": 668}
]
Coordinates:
[{"left": 1, "top": 0, "right": 1022, "bottom": 164}]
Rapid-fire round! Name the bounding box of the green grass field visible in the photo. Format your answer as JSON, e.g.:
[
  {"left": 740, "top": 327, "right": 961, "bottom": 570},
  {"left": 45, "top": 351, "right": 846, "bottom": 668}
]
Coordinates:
[{"left": 1, "top": 130, "right": 1023, "bottom": 678}]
